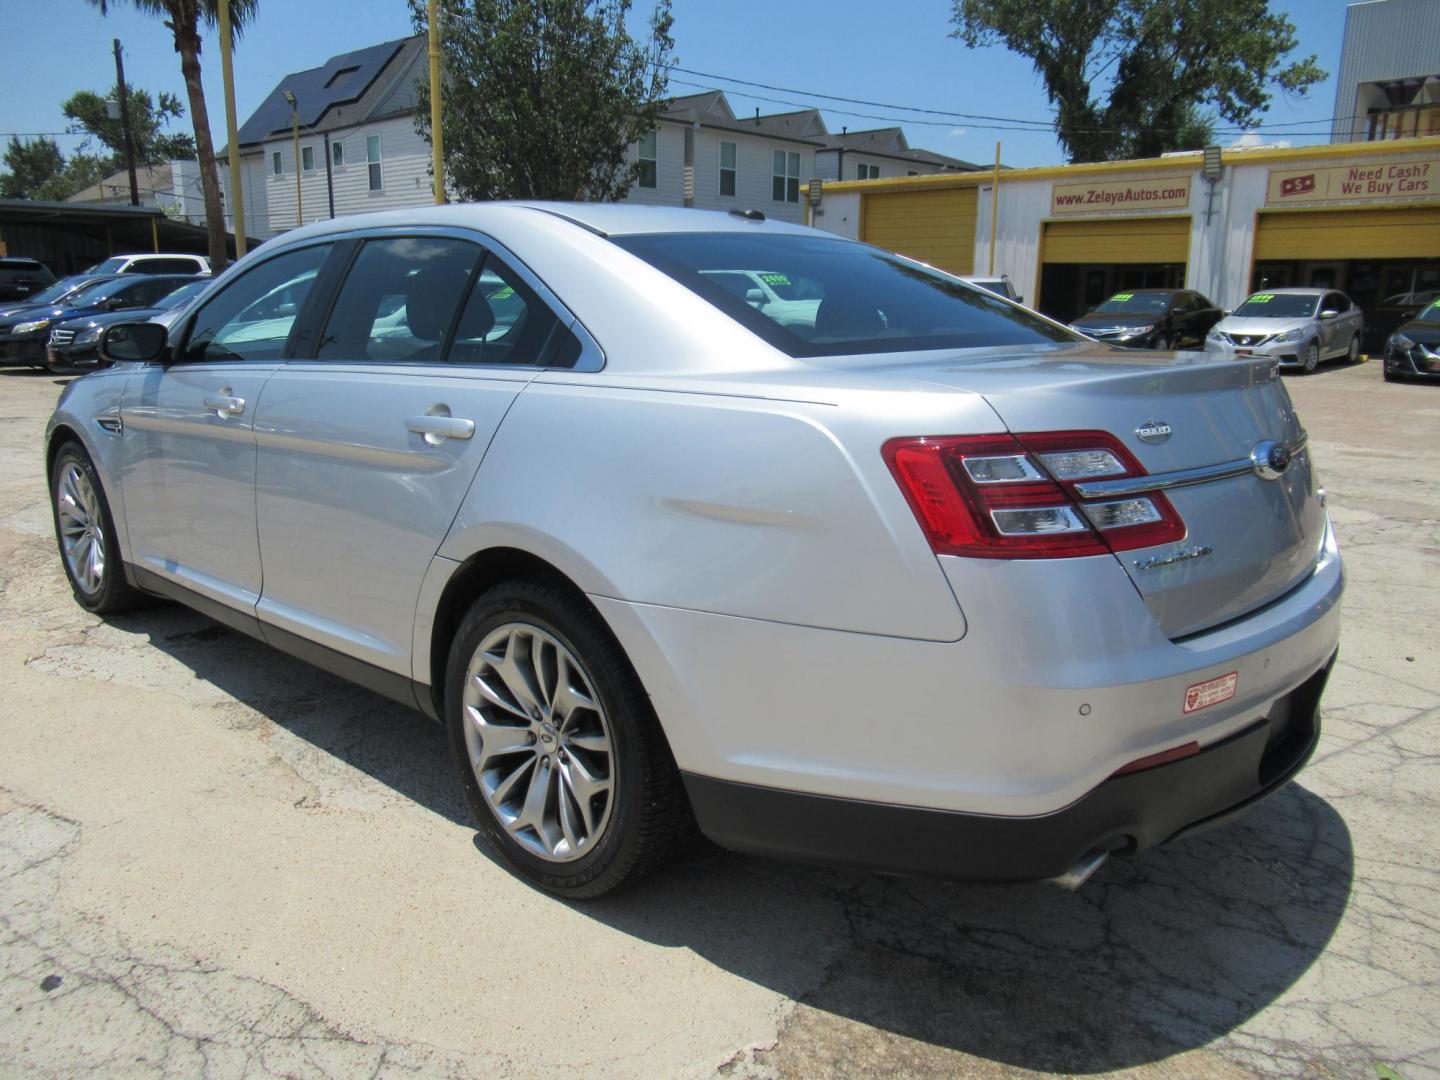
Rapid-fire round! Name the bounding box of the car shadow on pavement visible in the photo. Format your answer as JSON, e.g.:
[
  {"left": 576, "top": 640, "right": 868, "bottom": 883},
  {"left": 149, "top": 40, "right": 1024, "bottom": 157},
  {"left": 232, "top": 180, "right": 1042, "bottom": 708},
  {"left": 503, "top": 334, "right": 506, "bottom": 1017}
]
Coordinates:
[{"left": 113, "top": 603, "right": 1351, "bottom": 1074}]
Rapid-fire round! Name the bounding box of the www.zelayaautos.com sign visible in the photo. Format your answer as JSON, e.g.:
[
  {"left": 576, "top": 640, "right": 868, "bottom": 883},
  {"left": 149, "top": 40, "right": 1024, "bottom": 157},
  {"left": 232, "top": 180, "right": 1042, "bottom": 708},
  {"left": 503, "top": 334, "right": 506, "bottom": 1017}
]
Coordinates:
[
  {"left": 1266, "top": 157, "right": 1438, "bottom": 205},
  {"left": 1050, "top": 176, "right": 1191, "bottom": 215}
]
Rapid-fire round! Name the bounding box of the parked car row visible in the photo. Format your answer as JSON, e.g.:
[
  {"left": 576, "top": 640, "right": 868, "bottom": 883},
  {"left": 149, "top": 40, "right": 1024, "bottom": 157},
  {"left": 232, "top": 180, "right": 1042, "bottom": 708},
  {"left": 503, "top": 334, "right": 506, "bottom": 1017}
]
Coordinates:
[
  {"left": 0, "top": 274, "right": 205, "bottom": 369},
  {"left": 1065, "top": 287, "right": 1370, "bottom": 376}
]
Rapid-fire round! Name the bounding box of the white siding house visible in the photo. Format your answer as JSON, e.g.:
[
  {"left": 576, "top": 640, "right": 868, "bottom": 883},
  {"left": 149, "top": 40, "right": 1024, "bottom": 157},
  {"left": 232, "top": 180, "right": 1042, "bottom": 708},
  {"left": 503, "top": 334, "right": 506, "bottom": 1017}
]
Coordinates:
[
  {"left": 221, "top": 43, "right": 978, "bottom": 234},
  {"left": 813, "top": 128, "right": 978, "bottom": 182}
]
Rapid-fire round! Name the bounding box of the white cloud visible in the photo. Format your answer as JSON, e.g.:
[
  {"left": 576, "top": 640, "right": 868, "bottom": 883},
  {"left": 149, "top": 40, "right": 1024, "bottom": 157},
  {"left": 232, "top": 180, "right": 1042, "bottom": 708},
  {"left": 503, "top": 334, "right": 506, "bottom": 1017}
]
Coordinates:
[
  {"left": 947, "top": 127, "right": 968, "bottom": 139},
  {"left": 1228, "top": 131, "right": 1292, "bottom": 150}
]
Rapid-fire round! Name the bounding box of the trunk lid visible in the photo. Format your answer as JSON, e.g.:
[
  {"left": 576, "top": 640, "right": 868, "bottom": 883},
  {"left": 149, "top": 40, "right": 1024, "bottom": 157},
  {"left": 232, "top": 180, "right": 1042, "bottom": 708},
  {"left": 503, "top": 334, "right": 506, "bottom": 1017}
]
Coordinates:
[{"left": 916, "top": 347, "right": 1326, "bottom": 638}]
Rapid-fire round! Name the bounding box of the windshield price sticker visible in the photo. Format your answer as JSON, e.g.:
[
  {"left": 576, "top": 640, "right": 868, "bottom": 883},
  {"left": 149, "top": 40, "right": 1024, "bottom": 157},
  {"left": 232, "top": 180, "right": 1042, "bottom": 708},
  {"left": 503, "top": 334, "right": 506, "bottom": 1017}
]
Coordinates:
[
  {"left": 1183, "top": 671, "right": 1239, "bottom": 714},
  {"left": 1111, "top": 293, "right": 1133, "bottom": 301},
  {"left": 1249, "top": 294, "right": 1275, "bottom": 303},
  {"left": 760, "top": 273, "right": 791, "bottom": 286}
]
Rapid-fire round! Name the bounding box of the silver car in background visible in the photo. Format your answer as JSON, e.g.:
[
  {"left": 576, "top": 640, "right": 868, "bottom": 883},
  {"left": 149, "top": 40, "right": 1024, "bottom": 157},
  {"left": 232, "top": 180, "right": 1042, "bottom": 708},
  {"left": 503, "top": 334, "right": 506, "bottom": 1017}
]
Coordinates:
[
  {"left": 1205, "top": 287, "right": 1364, "bottom": 372},
  {"left": 46, "top": 203, "right": 1342, "bottom": 897}
]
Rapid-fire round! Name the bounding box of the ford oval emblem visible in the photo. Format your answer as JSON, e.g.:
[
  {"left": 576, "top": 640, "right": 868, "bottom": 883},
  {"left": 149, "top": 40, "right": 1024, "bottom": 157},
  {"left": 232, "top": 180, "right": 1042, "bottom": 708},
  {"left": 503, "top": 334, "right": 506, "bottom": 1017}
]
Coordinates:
[{"left": 1136, "top": 420, "right": 1172, "bottom": 444}]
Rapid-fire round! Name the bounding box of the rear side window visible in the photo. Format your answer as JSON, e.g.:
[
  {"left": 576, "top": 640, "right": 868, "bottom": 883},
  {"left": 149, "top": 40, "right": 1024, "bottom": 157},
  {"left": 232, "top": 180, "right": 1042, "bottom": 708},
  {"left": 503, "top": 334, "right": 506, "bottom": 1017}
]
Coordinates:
[
  {"left": 315, "top": 236, "right": 482, "bottom": 362},
  {"left": 183, "top": 244, "right": 330, "bottom": 362},
  {"left": 447, "top": 255, "right": 569, "bottom": 366},
  {"left": 613, "top": 232, "right": 1073, "bottom": 358}
]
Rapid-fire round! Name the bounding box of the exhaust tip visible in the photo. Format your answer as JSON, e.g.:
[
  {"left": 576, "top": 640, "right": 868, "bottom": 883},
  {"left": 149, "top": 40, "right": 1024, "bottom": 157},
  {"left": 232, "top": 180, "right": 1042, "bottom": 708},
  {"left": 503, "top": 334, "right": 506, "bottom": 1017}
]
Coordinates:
[{"left": 1049, "top": 849, "right": 1109, "bottom": 891}]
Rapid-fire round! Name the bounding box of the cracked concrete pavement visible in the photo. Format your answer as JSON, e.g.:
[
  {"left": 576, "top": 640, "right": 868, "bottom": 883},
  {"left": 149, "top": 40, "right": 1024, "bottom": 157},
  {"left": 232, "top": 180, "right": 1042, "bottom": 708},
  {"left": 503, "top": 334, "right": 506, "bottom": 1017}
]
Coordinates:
[{"left": 0, "top": 359, "right": 1436, "bottom": 1078}]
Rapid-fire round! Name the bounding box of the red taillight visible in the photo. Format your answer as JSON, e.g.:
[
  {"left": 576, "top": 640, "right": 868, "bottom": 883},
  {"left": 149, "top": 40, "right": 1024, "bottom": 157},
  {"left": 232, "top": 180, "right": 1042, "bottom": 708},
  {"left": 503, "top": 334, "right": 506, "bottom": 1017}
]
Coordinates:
[{"left": 882, "top": 430, "right": 1185, "bottom": 560}]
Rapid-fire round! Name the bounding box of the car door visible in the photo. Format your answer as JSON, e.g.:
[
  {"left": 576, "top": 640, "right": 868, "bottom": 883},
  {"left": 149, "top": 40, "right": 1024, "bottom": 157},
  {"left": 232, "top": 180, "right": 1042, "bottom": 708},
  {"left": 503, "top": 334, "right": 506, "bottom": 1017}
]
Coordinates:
[
  {"left": 1190, "top": 292, "right": 1222, "bottom": 339},
  {"left": 118, "top": 242, "right": 335, "bottom": 621},
  {"left": 1319, "top": 291, "right": 1350, "bottom": 356},
  {"left": 251, "top": 231, "right": 578, "bottom": 678}
]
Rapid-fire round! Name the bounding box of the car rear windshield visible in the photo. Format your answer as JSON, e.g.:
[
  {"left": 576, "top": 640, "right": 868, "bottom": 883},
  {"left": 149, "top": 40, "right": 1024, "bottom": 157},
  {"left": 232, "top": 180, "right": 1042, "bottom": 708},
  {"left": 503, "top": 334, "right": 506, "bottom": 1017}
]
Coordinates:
[
  {"left": 87, "top": 258, "right": 128, "bottom": 274},
  {"left": 1232, "top": 293, "right": 1319, "bottom": 318},
  {"left": 611, "top": 232, "right": 1073, "bottom": 357},
  {"left": 1092, "top": 291, "right": 1172, "bottom": 315}
]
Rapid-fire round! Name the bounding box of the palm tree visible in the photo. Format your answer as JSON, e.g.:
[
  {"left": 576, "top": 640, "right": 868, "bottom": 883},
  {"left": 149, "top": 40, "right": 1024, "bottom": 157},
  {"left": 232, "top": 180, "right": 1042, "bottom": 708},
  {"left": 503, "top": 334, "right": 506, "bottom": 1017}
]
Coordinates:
[{"left": 87, "top": 0, "right": 256, "bottom": 271}]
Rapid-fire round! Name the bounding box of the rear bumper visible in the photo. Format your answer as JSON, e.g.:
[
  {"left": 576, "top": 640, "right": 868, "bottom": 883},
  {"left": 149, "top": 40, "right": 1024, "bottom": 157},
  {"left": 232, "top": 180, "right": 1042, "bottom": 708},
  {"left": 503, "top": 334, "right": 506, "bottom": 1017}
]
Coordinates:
[{"left": 683, "top": 653, "right": 1333, "bottom": 881}]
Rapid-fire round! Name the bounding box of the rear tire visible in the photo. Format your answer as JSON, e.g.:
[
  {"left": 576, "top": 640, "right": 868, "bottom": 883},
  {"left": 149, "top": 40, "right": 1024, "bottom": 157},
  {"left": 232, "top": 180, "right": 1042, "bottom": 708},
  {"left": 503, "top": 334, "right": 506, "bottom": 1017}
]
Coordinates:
[
  {"left": 1347, "top": 334, "right": 1361, "bottom": 364},
  {"left": 444, "top": 579, "right": 690, "bottom": 898},
  {"left": 49, "top": 442, "right": 147, "bottom": 614}
]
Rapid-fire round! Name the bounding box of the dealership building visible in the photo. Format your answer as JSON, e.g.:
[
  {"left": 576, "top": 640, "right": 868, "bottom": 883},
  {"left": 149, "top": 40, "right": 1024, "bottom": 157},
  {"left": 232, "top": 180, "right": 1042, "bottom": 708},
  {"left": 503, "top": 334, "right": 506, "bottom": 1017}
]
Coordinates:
[{"left": 808, "top": 136, "right": 1440, "bottom": 345}]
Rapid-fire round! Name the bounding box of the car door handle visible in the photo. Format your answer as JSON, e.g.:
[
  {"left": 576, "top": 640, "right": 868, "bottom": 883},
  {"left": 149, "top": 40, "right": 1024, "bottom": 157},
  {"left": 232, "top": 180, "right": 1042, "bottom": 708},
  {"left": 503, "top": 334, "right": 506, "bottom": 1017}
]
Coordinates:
[
  {"left": 203, "top": 393, "right": 245, "bottom": 417},
  {"left": 405, "top": 415, "right": 476, "bottom": 442}
]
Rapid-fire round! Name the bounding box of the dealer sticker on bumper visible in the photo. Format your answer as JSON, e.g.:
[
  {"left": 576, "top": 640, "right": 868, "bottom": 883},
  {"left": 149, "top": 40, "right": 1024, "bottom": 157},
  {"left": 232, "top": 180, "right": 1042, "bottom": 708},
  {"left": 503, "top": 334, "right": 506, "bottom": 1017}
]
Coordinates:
[{"left": 1183, "top": 672, "right": 1238, "bottom": 714}]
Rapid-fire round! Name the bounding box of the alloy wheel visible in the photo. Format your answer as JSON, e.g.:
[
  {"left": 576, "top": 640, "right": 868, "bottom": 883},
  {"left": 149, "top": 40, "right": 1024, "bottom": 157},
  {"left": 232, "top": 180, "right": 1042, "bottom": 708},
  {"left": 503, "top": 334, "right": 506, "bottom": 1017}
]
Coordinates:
[
  {"left": 1303, "top": 342, "right": 1319, "bottom": 372},
  {"left": 55, "top": 462, "right": 105, "bottom": 595},
  {"left": 461, "top": 622, "right": 616, "bottom": 862}
]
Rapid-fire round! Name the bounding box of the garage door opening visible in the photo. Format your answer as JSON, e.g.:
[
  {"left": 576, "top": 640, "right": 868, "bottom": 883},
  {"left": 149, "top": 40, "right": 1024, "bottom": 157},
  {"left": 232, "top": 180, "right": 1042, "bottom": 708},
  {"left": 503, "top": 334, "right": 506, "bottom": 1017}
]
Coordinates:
[
  {"left": 1253, "top": 207, "right": 1440, "bottom": 349},
  {"left": 1038, "top": 216, "right": 1190, "bottom": 325}
]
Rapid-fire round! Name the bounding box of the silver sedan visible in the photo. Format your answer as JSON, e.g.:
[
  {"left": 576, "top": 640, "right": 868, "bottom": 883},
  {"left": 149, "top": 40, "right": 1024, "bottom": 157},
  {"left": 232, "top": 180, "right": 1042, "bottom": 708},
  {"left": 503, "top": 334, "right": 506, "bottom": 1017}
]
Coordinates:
[
  {"left": 1204, "top": 287, "right": 1365, "bottom": 372},
  {"left": 46, "top": 203, "right": 1342, "bottom": 897}
]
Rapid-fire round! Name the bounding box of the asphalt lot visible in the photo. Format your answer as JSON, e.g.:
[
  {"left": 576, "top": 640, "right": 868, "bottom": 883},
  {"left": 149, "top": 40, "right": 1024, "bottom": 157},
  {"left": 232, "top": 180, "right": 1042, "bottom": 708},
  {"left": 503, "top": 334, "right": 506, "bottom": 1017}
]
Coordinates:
[{"left": 0, "top": 357, "right": 1436, "bottom": 1079}]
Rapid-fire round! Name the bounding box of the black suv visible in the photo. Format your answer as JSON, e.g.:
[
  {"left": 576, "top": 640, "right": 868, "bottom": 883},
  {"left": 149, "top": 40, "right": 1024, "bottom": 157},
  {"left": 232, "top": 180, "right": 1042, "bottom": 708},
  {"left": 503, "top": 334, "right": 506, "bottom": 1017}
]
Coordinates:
[{"left": 0, "top": 257, "right": 57, "bottom": 303}]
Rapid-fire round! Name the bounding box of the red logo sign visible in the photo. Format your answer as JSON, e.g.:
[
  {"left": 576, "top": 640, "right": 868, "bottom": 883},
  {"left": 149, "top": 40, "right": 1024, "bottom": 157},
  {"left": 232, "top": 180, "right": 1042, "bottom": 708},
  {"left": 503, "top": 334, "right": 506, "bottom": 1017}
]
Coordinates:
[{"left": 1280, "top": 174, "right": 1316, "bottom": 198}]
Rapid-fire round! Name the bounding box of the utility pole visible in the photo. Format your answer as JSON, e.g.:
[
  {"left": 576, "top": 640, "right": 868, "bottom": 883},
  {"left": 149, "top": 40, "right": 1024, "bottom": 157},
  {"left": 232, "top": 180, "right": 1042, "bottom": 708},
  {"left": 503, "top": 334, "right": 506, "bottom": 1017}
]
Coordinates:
[
  {"left": 113, "top": 39, "right": 140, "bottom": 206},
  {"left": 218, "top": 0, "right": 246, "bottom": 257},
  {"left": 427, "top": 0, "right": 446, "bottom": 203}
]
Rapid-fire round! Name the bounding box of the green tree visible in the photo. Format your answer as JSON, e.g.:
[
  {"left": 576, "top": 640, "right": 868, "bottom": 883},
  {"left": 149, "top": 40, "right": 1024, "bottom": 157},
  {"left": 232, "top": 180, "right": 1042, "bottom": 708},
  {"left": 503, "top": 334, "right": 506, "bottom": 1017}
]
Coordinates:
[
  {"left": 951, "top": 0, "right": 1324, "bottom": 162},
  {"left": 63, "top": 84, "right": 197, "bottom": 165},
  {"left": 412, "top": 0, "right": 675, "bottom": 201},
  {"left": 87, "top": 0, "right": 259, "bottom": 270},
  {"left": 0, "top": 139, "right": 115, "bottom": 201},
  {"left": 1, "top": 137, "right": 66, "bottom": 199}
]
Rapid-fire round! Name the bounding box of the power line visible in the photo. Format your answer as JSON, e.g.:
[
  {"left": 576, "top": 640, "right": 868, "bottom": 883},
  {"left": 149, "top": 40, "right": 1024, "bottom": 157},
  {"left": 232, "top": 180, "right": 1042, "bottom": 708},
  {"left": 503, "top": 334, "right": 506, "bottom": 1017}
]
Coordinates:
[{"left": 658, "top": 63, "right": 1365, "bottom": 138}]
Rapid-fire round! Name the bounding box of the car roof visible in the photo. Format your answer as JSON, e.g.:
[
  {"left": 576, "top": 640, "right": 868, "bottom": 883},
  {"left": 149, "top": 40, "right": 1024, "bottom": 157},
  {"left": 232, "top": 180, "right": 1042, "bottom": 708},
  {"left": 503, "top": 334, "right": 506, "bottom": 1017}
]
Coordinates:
[
  {"left": 1248, "top": 287, "right": 1330, "bottom": 296},
  {"left": 271, "top": 200, "right": 820, "bottom": 245},
  {"left": 0, "top": 257, "right": 45, "bottom": 267}
]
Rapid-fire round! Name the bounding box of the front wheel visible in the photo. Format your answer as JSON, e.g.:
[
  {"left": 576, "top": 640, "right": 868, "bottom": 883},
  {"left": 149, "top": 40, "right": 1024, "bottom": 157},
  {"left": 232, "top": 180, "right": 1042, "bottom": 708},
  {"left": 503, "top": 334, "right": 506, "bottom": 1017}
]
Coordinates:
[
  {"left": 1301, "top": 341, "right": 1320, "bottom": 373},
  {"left": 445, "top": 579, "right": 689, "bottom": 898},
  {"left": 49, "top": 442, "right": 146, "bottom": 613},
  {"left": 1347, "top": 334, "right": 1361, "bottom": 364}
]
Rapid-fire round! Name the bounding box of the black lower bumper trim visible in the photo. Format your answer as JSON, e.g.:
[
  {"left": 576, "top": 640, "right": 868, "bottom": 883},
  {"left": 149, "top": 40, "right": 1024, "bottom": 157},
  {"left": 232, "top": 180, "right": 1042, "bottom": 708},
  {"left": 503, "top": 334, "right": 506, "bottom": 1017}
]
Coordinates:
[{"left": 683, "top": 653, "right": 1334, "bottom": 882}]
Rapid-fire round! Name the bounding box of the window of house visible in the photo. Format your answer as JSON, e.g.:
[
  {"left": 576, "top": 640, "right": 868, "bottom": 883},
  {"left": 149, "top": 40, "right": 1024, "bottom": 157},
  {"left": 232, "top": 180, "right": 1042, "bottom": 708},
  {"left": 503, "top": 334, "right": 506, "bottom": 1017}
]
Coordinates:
[
  {"left": 857, "top": 163, "right": 881, "bottom": 180},
  {"left": 331, "top": 140, "right": 344, "bottom": 168},
  {"left": 637, "top": 130, "right": 658, "bottom": 189},
  {"left": 907, "top": 170, "right": 920, "bottom": 177},
  {"left": 271, "top": 151, "right": 282, "bottom": 175},
  {"left": 301, "top": 145, "right": 315, "bottom": 172},
  {"left": 719, "top": 141, "right": 737, "bottom": 197},
  {"left": 366, "top": 135, "right": 382, "bottom": 191},
  {"left": 772, "top": 150, "right": 800, "bottom": 203}
]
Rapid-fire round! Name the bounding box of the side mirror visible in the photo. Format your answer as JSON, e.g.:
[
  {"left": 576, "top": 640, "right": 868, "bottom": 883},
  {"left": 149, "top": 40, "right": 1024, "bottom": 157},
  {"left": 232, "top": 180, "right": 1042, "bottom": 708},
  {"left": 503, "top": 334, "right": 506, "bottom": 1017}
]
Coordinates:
[
  {"left": 1319, "top": 309, "right": 1339, "bottom": 320},
  {"left": 744, "top": 288, "right": 766, "bottom": 306},
  {"left": 104, "top": 296, "right": 131, "bottom": 310},
  {"left": 1015, "top": 295, "right": 1025, "bottom": 305},
  {"left": 100, "top": 322, "right": 168, "bottom": 364}
]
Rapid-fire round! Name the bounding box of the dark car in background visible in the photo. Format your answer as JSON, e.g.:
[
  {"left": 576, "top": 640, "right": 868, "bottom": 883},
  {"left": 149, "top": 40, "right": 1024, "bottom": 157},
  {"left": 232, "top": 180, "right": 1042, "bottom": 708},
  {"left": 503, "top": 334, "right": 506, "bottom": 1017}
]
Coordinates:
[
  {"left": 1384, "top": 300, "right": 1440, "bottom": 383},
  {"left": 0, "top": 257, "right": 56, "bottom": 303},
  {"left": 0, "top": 274, "right": 120, "bottom": 322},
  {"left": 0, "top": 274, "right": 196, "bottom": 367},
  {"left": 1070, "top": 289, "right": 1223, "bottom": 350},
  {"left": 46, "top": 278, "right": 208, "bottom": 373}
]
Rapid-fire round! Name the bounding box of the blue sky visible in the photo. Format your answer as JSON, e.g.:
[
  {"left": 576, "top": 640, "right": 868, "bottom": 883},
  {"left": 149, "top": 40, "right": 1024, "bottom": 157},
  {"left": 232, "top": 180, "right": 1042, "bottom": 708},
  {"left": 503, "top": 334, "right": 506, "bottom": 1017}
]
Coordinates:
[{"left": 4, "top": 0, "right": 1354, "bottom": 170}]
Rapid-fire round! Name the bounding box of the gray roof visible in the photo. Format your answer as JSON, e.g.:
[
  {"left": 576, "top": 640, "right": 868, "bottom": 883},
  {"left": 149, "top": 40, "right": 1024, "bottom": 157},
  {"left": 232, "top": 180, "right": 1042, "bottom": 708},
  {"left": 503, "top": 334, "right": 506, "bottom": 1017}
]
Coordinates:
[
  {"left": 229, "top": 35, "right": 426, "bottom": 152},
  {"left": 815, "top": 127, "right": 981, "bottom": 171},
  {"left": 658, "top": 92, "right": 830, "bottom": 146}
]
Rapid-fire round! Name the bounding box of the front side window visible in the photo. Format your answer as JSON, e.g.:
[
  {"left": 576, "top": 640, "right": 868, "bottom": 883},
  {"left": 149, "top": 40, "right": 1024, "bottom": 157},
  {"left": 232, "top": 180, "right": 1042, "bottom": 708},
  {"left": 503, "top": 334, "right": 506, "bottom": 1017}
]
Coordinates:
[
  {"left": 182, "top": 244, "right": 331, "bottom": 363},
  {"left": 772, "top": 151, "right": 800, "bottom": 203},
  {"left": 719, "top": 141, "right": 736, "bottom": 197},
  {"left": 272, "top": 151, "right": 283, "bottom": 176},
  {"left": 613, "top": 231, "right": 1073, "bottom": 358},
  {"left": 857, "top": 163, "right": 881, "bottom": 180},
  {"left": 366, "top": 135, "right": 382, "bottom": 191},
  {"left": 315, "top": 236, "right": 481, "bottom": 362},
  {"left": 301, "top": 145, "right": 315, "bottom": 172},
  {"left": 637, "top": 130, "right": 658, "bottom": 189},
  {"left": 1232, "top": 293, "right": 1320, "bottom": 319}
]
